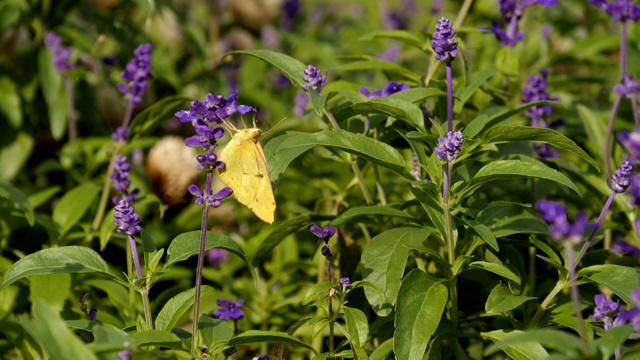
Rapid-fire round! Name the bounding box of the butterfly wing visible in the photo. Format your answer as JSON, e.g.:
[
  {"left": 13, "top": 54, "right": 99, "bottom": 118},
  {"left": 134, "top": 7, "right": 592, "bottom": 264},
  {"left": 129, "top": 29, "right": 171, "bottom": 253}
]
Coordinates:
[{"left": 219, "top": 129, "right": 275, "bottom": 224}]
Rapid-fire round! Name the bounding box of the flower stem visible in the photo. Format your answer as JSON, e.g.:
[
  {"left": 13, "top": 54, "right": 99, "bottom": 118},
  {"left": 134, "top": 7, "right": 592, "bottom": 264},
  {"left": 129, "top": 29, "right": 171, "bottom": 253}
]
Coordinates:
[
  {"left": 88, "top": 142, "right": 123, "bottom": 240},
  {"left": 443, "top": 161, "right": 458, "bottom": 327},
  {"left": 604, "top": 94, "right": 623, "bottom": 179},
  {"left": 140, "top": 284, "right": 154, "bottom": 331},
  {"left": 529, "top": 279, "right": 565, "bottom": 327},
  {"left": 128, "top": 234, "right": 143, "bottom": 279},
  {"left": 565, "top": 242, "right": 589, "bottom": 352},
  {"left": 575, "top": 192, "right": 616, "bottom": 266},
  {"left": 64, "top": 76, "right": 77, "bottom": 148},
  {"left": 190, "top": 172, "right": 213, "bottom": 359},
  {"left": 446, "top": 63, "right": 454, "bottom": 132}
]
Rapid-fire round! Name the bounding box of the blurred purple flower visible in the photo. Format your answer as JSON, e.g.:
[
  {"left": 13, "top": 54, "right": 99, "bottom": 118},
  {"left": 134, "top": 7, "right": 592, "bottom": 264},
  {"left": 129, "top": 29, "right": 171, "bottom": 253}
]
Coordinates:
[
  {"left": 340, "top": 277, "right": 351, "bottom": 288},
  {"left": 261, "top": 25, "right": 280, "bottom": 49},
  {"left": 434, "top": 131, "right": 464, "bottom": 161},
  {"left": 610, "top": 160, "right": 634, "bottom": 193},
  {"left": 535, "top": 200, "right": 592, "bottom": 242},
  {"left": 430, "top": 17, "right": 458, "bottom": 62},
  {"left": 281, "top": 0, "right": 301, "bottom": 30},
  {"left": 253, "top": 356, "right": 270, "bottom": 360},
  {"left": 293, "top": 90, "right": 310, "bottom": 117},
  {"left": 618, "top": 127, "right": 640, "bottom": 161},
  {"left": 588, "top": 0, "right": 640, "bottom": 22},
  {"left": 103, "top": 56, "right": 118, "bottom": 67},
  {"left": 629, "top": 174, "right": 640, "bottom": 205},
  {"left": 117, "top": 43, "right": 153, "bottom": 105},
  {"left": 614, "top": 75, "right": 640, "bottom": 97},
  {"left": 44, "top": 32, "right": 75, "bottom": 73},
  {"left": 118, "top": 350, "right": 132, "bottom": 360},
  {"left": 214, "top": 299, "right": 245, "bottom": 320},
  {"left": 378, "top": 43, "right": 402, "bottom": 62},
  {"left": 88, "top": 308, "right": 98, "bottom": 321},
  {"left": 112, "top": 126, "right": 129, "bottom": 142},
  {"left": 611, "top": 238, "right": 640, "bottom": 257},
  {"left": 522, "top": 69, "right": 562, "bottom": 157},
  {"left": 359, "top": 81, "right": 410, "bottom": 99},
  {"left": 208, "top": 248, "right": 229, "bottom": 266},
  {"left": 487, "top": 0, "right": 557, "bottom": 46},
  {"left": 592, "top": 293, "right": 620, "bottom": 330},
  {"left": 303, "top": 65, "right": 326, "bottom": 93}
]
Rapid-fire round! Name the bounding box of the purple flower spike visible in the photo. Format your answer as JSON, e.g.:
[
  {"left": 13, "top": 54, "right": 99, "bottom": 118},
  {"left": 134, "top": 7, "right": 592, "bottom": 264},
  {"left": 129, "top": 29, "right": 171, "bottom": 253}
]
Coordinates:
[
  {"left": 208, "top": 248, "right": 229, "bottom": 266},
  {"left": 535, "top": 200, "right": 592, "bottom": 242},
  {"left": 114, "top": 200, "right": 141, "bottom": 236},
  {"left": 293, "top": 90, "right": 310, "bottom": 117},
  {"left": 611, "top": 238, "right": 640, "bottom": 257},
  {"left": 303, "top": 65, "right": 326, "bottom": 93},
  {"left": 359, "top": 82, "right": 411, "bottom": 99},
  {"left": 430, "top": 17, "right": 458, "bottom": 63},
  {"left": 434, "top": 131, "right": 464, "bottom": 161},
  {"left": 118, "top": 43, "right": 153, "bottom": 105},
  {"left": 592, "top": 293, "right": 620, "bottom": 330},
  {"left": 214, "top": 299, "right": 245, "bottom": 320},
  {"left": 214, "top": 93, "right": 257, "bottom": 118},
  {"left": 44, "top": 32, "right": 75, "bottom": 73},
  {"left": 614, "top": 75, "right": 640, "bottom": 97},
  {"left": 610, "top": 160, "right": 634, "bottom": 193},
  {"left": 618, "top": 127, "right": 640, "bottom": 161},
  {"left": 281, "top": 0, "right": 301, "bottom": 30}
]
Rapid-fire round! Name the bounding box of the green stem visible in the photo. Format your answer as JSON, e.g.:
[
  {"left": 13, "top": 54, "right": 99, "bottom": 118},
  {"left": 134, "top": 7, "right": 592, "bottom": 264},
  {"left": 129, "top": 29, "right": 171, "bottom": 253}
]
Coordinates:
[
  {"left": 373, "top": 164, "right": 387, "bottom": 206},
  {"left": 140, "top": 284, "right": 154, "bottom": 331},
  {"left": 529, "top": 279, "right": 565, "bottom": 327},
  {"left": 565, "top": 242, "right": 589, "bottom": 353},
  {"left": 88, "top": 142, "right": 123, "bottom": 241}
]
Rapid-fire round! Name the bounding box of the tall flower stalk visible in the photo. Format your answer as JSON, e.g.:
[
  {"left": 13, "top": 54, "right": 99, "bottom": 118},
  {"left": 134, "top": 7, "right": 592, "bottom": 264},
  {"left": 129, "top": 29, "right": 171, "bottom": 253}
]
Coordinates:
[{"left": 175, "top": 92, "right": 254, "bottom": 358}]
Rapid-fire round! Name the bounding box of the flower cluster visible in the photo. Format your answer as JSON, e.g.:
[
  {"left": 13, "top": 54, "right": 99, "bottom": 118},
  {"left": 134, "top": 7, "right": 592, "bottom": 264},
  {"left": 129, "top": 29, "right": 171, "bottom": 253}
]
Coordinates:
[
  {"left": 359, "top": 81, "right": 410, "bottom": 99},
  {"left": 591, "top": 292, "right": 640, "bottom": 332},
  {"left": 611, "top": 238, "right": 640, "bottom": 257},
  {"left": 535, "top": 200, "right": 591, "bottom": 243},
  {"left": 117, "top": 43, "right": 153, "bottom": 106},
  {"left": 44, "top": 32, "right": 75, "bottom": 73},
  {"left": 281, "top": 0, "right": 301, "bottom": 30},
  {"left": 522, "top": 69, "right": 562, "bottom": 158},
  {"left": 214, "top": 299, "right": 245, "bottom": 320},
  {"left": 610, "top": 159, "right": 634, "bottom": 193},
  {"left": 114, "top": 200, "right": 142, "bottom": 236},
  {"left": 614, "top": 75, "right": 640, "bottom": 98},
  {"left": 488, "top": 0, "right": 558, "bottom": 47},
  {"left": 303, "top": 65, "right": 326, "bottom": 93},
  {"left": 110, "top": 154, "right": 140, "bottom": 204},
  {"left": 588, "top": 0, "right": 640, "bottom": 22},
  {"left": 435, "top": 131, "right": 464, "bottom": 162},
  {"left": 176, "top": 92, "right": 255, "bottom": 206},
  {"left": 430, "top": 17, "right": 458, "bottom": 63},
  {"left": 309, "top": 224, "right": 337, "bottom": 259},
  {"left": 78, "top": 293, "right": 97, "bottom": 321}
]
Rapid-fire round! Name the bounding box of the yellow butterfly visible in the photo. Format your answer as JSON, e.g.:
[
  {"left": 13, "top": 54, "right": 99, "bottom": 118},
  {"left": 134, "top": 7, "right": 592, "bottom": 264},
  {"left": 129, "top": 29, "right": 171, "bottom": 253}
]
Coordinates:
[{"left": 218, "top": 125, "right": 275, "bottom": 224}]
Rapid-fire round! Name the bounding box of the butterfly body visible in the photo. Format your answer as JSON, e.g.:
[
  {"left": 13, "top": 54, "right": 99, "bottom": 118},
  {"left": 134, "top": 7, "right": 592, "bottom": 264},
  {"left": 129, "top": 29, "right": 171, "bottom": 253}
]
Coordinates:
[{"left": 219, "top": 128, "right": 275, "bottom": 224}]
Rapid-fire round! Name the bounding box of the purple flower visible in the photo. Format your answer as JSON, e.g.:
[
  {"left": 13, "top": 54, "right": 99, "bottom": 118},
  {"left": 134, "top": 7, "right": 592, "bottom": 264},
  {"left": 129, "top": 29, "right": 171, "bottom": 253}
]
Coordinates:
[
  {"left": 614, "top": 75, "right": 640, "bottom": 97},
  {"left": 487, "top": 0, "right": 557, "bottom": 47},
  {"left": 592, "top": 293, "right": 620, "bottom": 330},
  {"left": 359, "top": 82, "right": 411, "bottom": 99},
  {"left": 308, "top": 224, "right": 337, "bottom": 242},
  {"left": 44, "top": 32, "right": 75, "bottom": 73},
  {"left": 611, "top": 238, "right": 640, "bottom": 257},
  {"left": 281, "top": 0, "right": 301, "bottom": 30},
  {"left": 522, "top": 70, "right": 562, "bottom": 158},
  {"left": 112, "top": 126, "right": 129, "bottom": 142},
  {"left": 303, "top": 65, "right": 326, "bottom": 93},
  {"left": 535, "top": 200, "right": 592, "bottom": 242},
  {"left": 430, "top": 17, "right": 458, "bottom": 62},
  {"left": 88, "top": 308, "right": 98, "bottom": 321},
  {"left": 610, "top": 160, "right": 634, "bottom": 193},
  {"left": 208, "top": 248, "right": 229, "bottom": 266},
  {"left": 628, "top": 174, "right": 640, "bottom": 205},
  {"left": 110, "top": 154, "right": 140, "bottom": 204},
  {"left": 434, "top": 131, "right": 464, "bottom": 161},
  {"left": 253, "top": 356, "right": 270, "bottom": 360},
  {"left": 340, "top": 277, "right": 351, "bottom": 287},
  {"left": 618, "top": 127, "right": 640, "bottom": 161},
  {"left": 114, "top": 200, "right": 141, "bottom": 236},
  {"left": 117, "top": 43, "right": 153, "bottom": 105},
  {"left": 293, "top": 90, "right": 310, "bottom": 117},
  {"left": 588, "top": 0, "right": 640, "bottom": 22},
  {"left": 188, "top": 185, "right": 233, "bottom": 207},
  {"left": 214, "top": 299, "right": 245, "bottom": 320},
  {"left": 118, "top": 350, "right": 132, "bottom": 360},
  {"left": 378, "top": 43, "right": 402, "bottom": 62}
]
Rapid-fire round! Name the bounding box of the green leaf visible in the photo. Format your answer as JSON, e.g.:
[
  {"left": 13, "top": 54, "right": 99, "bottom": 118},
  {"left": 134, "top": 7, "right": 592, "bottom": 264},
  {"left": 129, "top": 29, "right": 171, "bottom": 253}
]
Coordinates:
[
  {"left": 467, "top": 261, "right": 520, "bottom": 286},
  {"left": 0, "top": 178, "right": 35, "bottom": 225},
  {"left": 362, "top": 227, "right": 431, "bottom": 316},
  {"left": 99, "top": 208, "right": 117, "bottom": 251},
  {"left": 38, "top": 48, "right": 68, "bottom": 140},
  {"left": 597, "top": 325, "right": 633, "bottom": 359},
  {"left": 329, "top": 205, "right": 417, "bottom": 226},
  {"left": 495, "top": 47, "right": 519, "bottom": 76},
  {"left": 579, "top": 264, "right": 639, "bottom": 305},
  {"left": 52, "top": 182, "right": 100, "bottom": 236},
  {"left": 394, "top": 270, "right": 447, "bottom": 360},
  {"left": 164, "top": 231, "right": 254, "bottom": 279},
  {"left": 482, "top": 329, "right": 551, "bottom": 360},
  {"left": 227, "top": 330, "right": 318, "bottom": 354},
  {"left": 0, "top": 77, "right": 22, "bottom": 127},
  {"left": 476, "top": 202, "right": 549, "bottom": 238},
  {"left": 464, "top": 159, "right": 581, "bottom": 197},
  {"left": 577, "top": 104, "right": 607, "bottom": 163},
  {"left": 344, "top": 306, "right": 369, "bottom": 348},
  {"left": 485, "top": 284, "right": 536, "bottom": 314},
  {"left": 334, "top": 97, "right": 426, "bottom": 132},
  {"left": 457, "top": 217, "right": 499, "bottom": 251},
  {"left": 1, "top": 246, "right": 118, "bottom": 289},
  {"left": 482, "top": 101, "right": 558, "bottom": 130},
  {"left": 483, "top": 126, "right": 598, "bottom": 170},
  {"left": 128, "top": 96, "right": 191, "bottom": 140},
  {"left": 129, "top": 330, "right": 182, "bottom": 347},
  {"left": 483, "top": 329, "right": 580, "bottom": 358},
  {"left": 198, "top": 314, "right": 234, "bottom": 347},
  {"left": 454, "top": 68, "right": 499, "bottom": 113},
  {"left": 251, "top": 214, "right": 333, "bottom": 265},
  {"left": 19, "top": 301, "right": 98, "bottom": 360},
  {"left": 156, "top": 286, "right": 215, "bottom": 331},
  {"left": 335, "top": 57, "right": 421, "bottom": 83},
  {"left": 361, "top": 30, "right": 425, "bottom": 49},
  {"left": 264, "top": 130, "right": 413, "bottom": 181},
  {"left": 27, "top": 186, "right": 61, "bottom": 209},
  {"left": 29, "top": 274, "right": 71, "bottom": 313},
  {"left": 369, "top": 338, "right": 394, "bottom": 360},
  {"left": 229, "top": 49, "right": 307, "bottom": 88},
  {"left": 263, "top": 133, "right": 315, "bottom": 185},
  {"left": 410, "top": 187, "right": 447, "bottom": 240},
  {"left": 66, "top": 319, "right": 128, "bottom": 345},
  {"left": 309, "top": 89, "right": 327, "bottom": 115},
  {"left": 302, "top": 281, "right": 333, "bottom": 306},
  {"left": 0, "top": 131, "right": 34, "bottom": 181}
]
